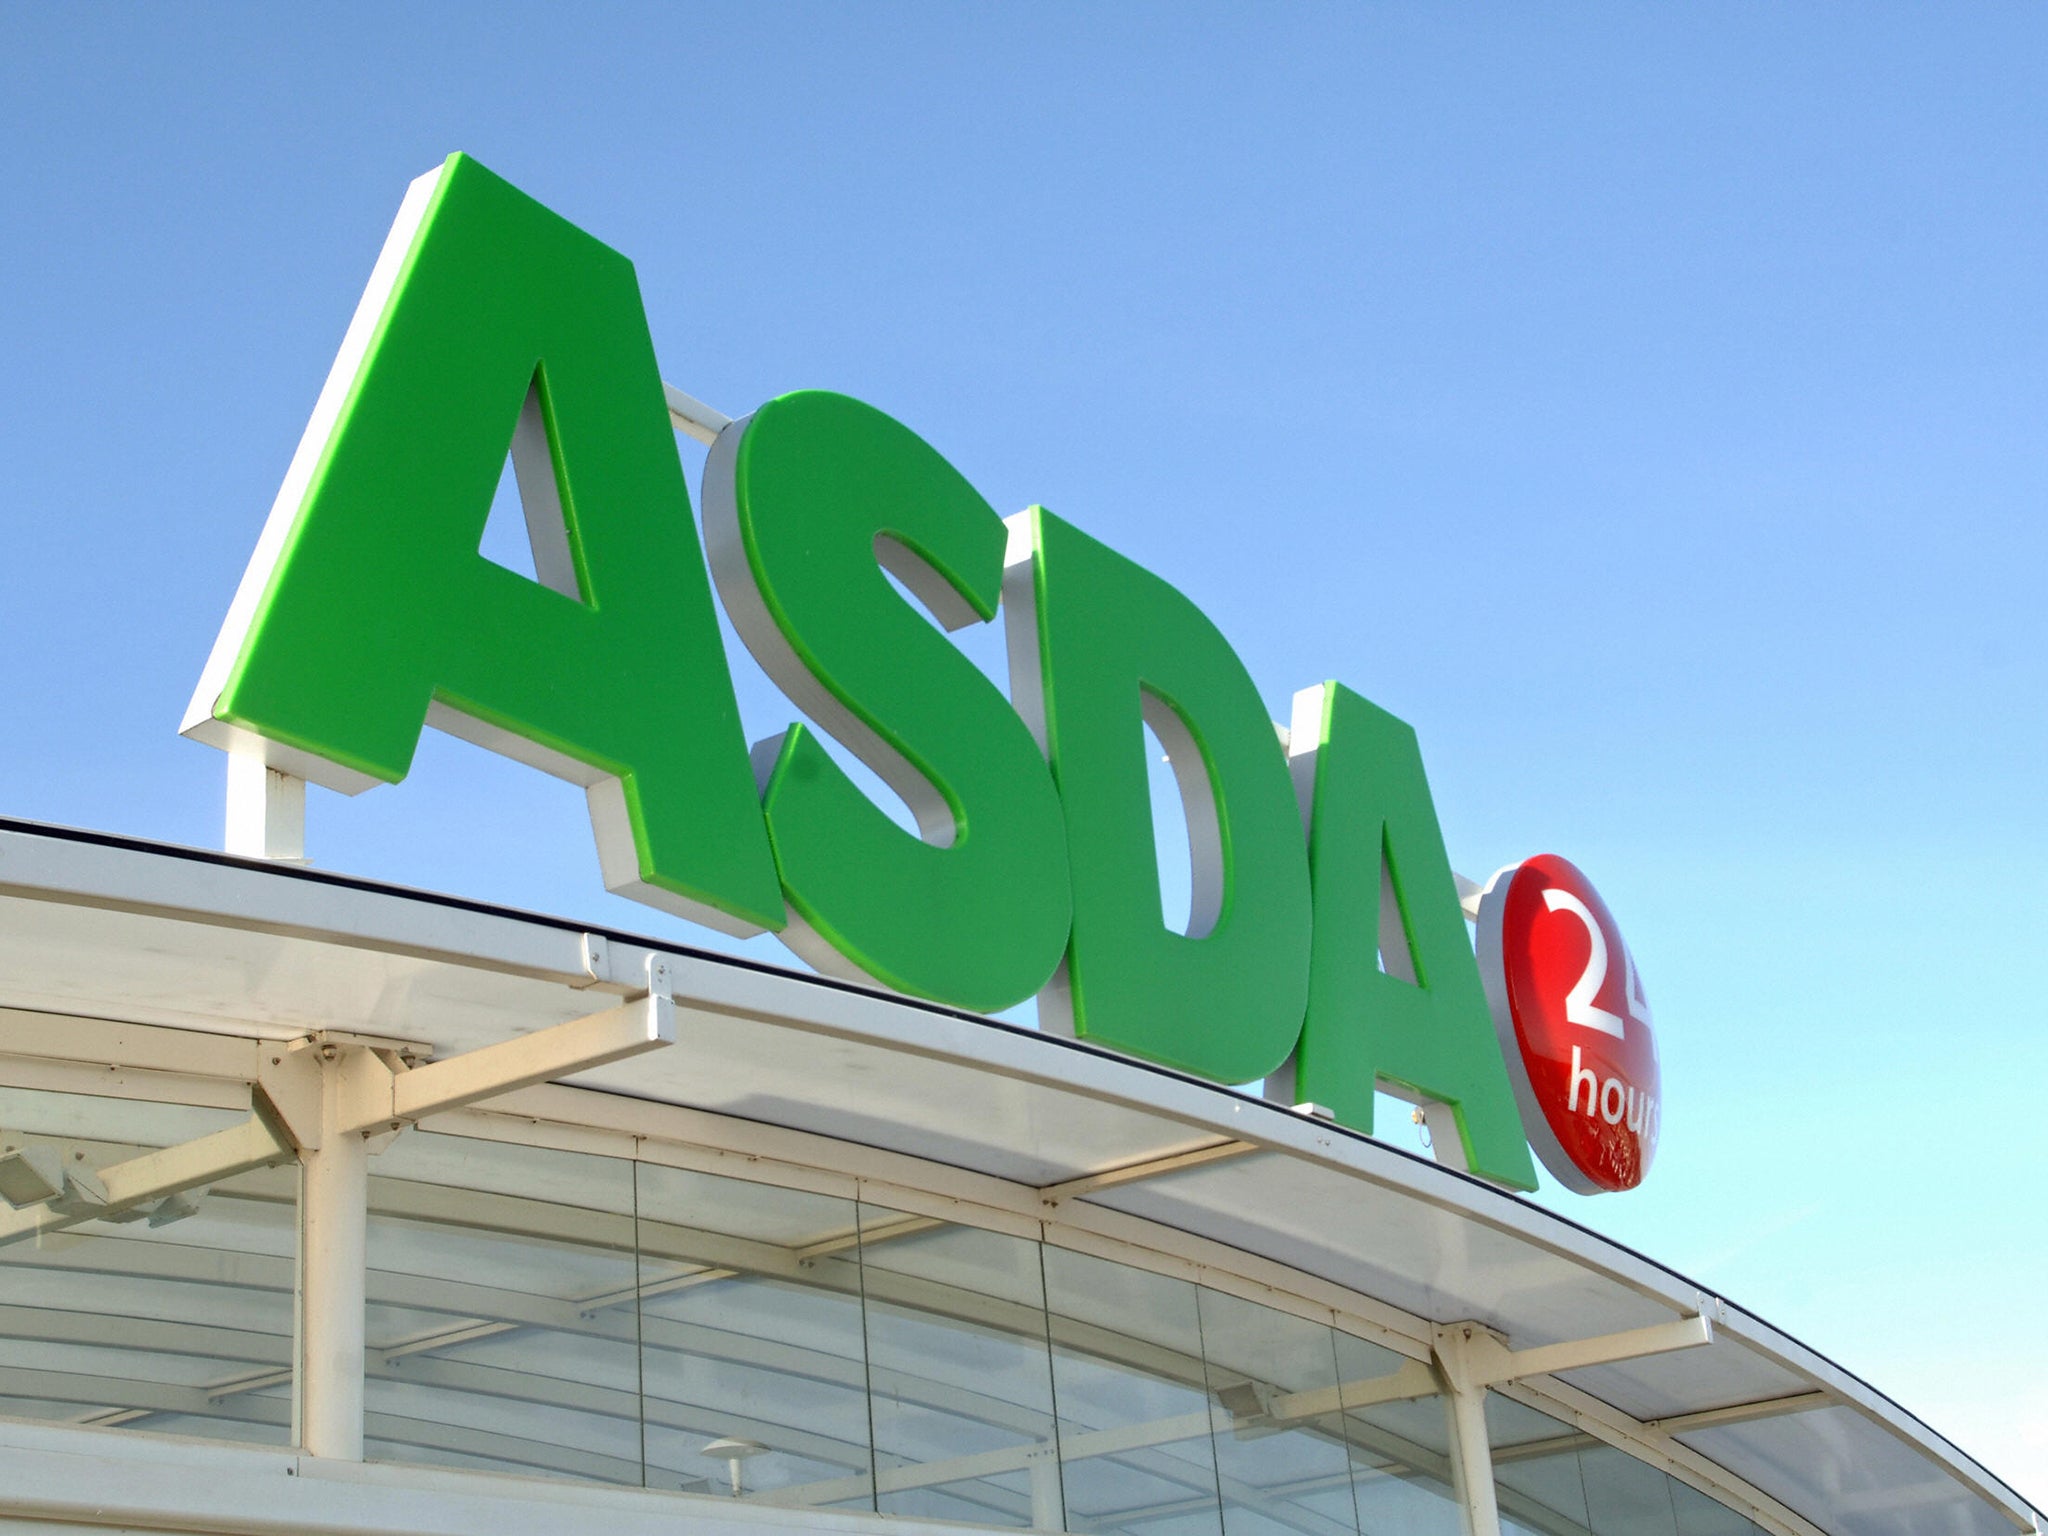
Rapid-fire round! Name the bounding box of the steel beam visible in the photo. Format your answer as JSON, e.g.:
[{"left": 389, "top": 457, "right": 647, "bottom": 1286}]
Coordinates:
[
  {"left": 327, "top": 993, "right": 673, "bottom": 1137},
  {"left": 1646, "top": 1390, "right": 1832, "bottom": 1435},
  {"left": 1265, "top": 1358, "right": 1441, "bottom": 1423},
  {"left": 1443, "top": 1311, "right": 1714, "bottom": 1392},
  {"left": 0, "top": 1112, "right": 292, "bottom": 1247},
  {"left": 1036, "top": 1139, "right": 1258, "bottom": 1205}
]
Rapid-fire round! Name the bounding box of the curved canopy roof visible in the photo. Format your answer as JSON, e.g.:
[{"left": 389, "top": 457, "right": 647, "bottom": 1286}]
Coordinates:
[{"left": 0, "top": 817, "right": 2032, "bottom": 1536}]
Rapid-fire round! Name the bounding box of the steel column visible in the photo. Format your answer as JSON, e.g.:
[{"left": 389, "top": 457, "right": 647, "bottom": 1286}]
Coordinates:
[
  {"left": 298, "top": 1050, "right": 368, "bottom": 1459},
  {"left": 1435, "top": 1323, "right": 1504, "bottom": 1536}
]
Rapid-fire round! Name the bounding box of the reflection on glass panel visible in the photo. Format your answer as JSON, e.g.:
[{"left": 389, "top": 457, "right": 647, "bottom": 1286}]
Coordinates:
[
  {"left": 1194, "top": 1287, "right": 1356, "bottom": 1536},
  {"left": 1489, "top": 1394, "right": 1761, "bottom": 1536},
  {"left": 1043, "top": 1244, "right": 1224, "bottom": 1536},
  {"left": 1667, "top": 1478, "right": 1760, "bottom": 1536},
  {"left": 1332, "top": 1329, "right": 1462, "bottom": 1536},
  {"left": 1579, "top": 1445, "right": 1681, "bottom": 1536},
  {"left": 0, "top": 1087, "right": 295, "bottom": 1445},
  {"left": 0, "top": 1090, "right": 1783, "bottom": 1536},
  {"left": 1492, "top": 1393, "right": 1594, "bottom": 1536},
  {"left": 633, "top": 1164, "right": 874, "bottom": 1510},
  {"left": 858, "top": 1211, "right": 1059, "bottom": 1528},
  {"left": 364, "top": 1131, "right": 643, "bottom": 1483}
]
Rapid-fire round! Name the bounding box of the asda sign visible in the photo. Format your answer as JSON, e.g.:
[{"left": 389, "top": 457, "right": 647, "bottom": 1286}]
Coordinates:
[{"left": 185, "top": 154, "right": 1661, "bottom": 1195}]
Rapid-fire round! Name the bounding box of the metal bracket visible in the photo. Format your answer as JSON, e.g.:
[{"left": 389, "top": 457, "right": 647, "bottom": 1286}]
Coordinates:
[
  {"left": 571, "top": 932, "right": 613, "bottom": 989},
  {"left": 664, "top": 382, "right": 732, "bottom": 445},
  {"left": 255, "top": 1037, "right": 326, "bottom": 1150},
  {"left": 1454, "top": 872, "right": 1485, "bottom": 922}
]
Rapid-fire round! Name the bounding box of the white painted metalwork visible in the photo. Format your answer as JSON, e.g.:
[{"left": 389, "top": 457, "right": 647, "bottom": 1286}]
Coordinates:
[
  {"left": 299, "top": 1054, "right": 367, "bottom": 1459},
  {"left": 0, "top": 820, "right": 2032, "bottom": 1536},
  {"left": 1432, "top": 1322, "right": 1506, "bottom": 1536},
  {"left": 214, "top": 962, "right": 678, "bottom": 1464},
  {"left": 665, "top": 383, "right": 732, "bottom": 445},
  {"left": 1034, "top": 1139, "right": 1257, "bottom": 1206},
  {"left": 1426, "top": 1312, "right": 1715, "bottom": 1536},
  {"left": 0, "top": 1103, "right": 292, "bottom": 1246},
  {"left": 355, "top": 987, "right": 672, "bottom": 1134},
  {"left": 225, "top": 753, "right": 305, "bottom": 861},
  {"left": 1451, "top": 1311, "right": 1715, "bottom": 1387},
  {"left": 1647, "top": 1391, "right": 1834, "bottom": 1435}
]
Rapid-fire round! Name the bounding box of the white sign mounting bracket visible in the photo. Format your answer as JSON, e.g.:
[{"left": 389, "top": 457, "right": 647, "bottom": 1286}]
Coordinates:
[{"left": 224, "top": 752, "right": 307, "bottom": 862}]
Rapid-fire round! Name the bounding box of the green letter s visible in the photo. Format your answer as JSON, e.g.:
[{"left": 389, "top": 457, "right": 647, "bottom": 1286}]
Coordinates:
[{"left": 705, "top": 392, "right": 1072, "bottom": 1011}]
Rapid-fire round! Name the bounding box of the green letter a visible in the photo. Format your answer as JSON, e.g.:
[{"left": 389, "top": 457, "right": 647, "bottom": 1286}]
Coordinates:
[
  {"left": 1282, "top": 683, "right": 1535, "bottom": 1189},
  {"left": 182, "top": 153, "right": 783, "bottom": 935}
]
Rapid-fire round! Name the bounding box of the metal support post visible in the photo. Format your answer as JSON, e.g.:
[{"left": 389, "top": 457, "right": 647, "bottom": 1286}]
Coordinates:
[
  {"left": 226, "top": 753, "right": 305, "bottom": 861},
  {"left": 1027, "top": 1444, "right": 1063, "bottom": 1531},
  {"left": 254, "top": 960, "right": 676, "bottom": 1460},
  {"left": 1434, "top": 1322, "right": 1504, "bottom": 1536},
  {"left": 1429, "top": 1310, "right": 1716, "bottom": 1536},
  {"left": 297, "top": 1046, "right": 370, "bottom": 1459}
]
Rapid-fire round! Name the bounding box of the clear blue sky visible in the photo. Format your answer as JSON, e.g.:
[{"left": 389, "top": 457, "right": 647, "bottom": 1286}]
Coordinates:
[{"left": 2, "top": 2, "right": 2042, "bottom": 1505}]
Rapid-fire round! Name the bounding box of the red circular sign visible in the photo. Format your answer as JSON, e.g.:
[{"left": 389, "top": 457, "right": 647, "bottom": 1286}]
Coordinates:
[{"left": 1476, "top": 855, "right": 1660, "bottom": 1193}]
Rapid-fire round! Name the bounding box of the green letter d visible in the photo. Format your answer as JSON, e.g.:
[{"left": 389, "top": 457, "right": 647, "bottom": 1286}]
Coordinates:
[{"left": 1005, "top": 507, "right": 1311, "bottom": 1083}]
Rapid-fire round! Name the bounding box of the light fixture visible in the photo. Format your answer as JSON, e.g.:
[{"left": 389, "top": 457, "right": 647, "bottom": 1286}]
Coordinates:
[
  {"left": 147, "top": 1189, "right": 208, "bottom": 1227},
  {"left": 0, "top": 1146, "right": 65, "bottom": 1208},
  {"left": 700, "top": 1436, "right": 768, "bottom": 1497}
]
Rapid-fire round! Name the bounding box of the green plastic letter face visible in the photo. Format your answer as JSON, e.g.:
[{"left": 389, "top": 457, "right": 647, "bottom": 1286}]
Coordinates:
[
  {"left": 181, "top": 153, "right": 783, "bottom": 935},
  {"left": 1287, "top": 683, "right": 1536, "bottom": 1189},
  {"left": 1005, "top": 507, "right": 1312, "bottom": 1081},
  {"left": 703, "top": 392, "right": 1072, "bottom": 1010}
]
